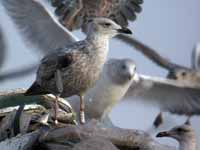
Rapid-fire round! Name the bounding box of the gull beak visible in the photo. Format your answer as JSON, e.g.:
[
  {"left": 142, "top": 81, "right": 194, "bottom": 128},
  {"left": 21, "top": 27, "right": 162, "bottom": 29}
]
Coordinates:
[
  {"left": 127, "top": 74, "right": 133, "bottom": 80},
  {"left": 128, "top": 67, "right": 136, "bottom": 80},
  {"left": 156, "top": 131, "right": 171, "bottom": 138},
  {"left": 117, "top": 27, "right": 132, "bottom": 34}
]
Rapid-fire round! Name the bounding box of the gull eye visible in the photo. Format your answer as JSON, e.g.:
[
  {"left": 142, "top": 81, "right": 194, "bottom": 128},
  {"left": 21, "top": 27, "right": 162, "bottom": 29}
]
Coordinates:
[
  {"left": 121, "top": 65, "right": 126, "bottom": 70},
  {"left": 176, "top": 127, "right": 188, "bottom": 133},
  {"left": 177, "top": 128, "right": 184, "bottom": 132},
  {"left": 102, "top": 22, "right": 111, "bottom": 27}
]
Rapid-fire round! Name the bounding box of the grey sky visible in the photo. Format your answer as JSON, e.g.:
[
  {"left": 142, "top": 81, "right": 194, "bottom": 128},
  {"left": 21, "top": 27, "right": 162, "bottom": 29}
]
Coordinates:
[{"left": 0, "top": 0, "right": 200, "bottom": 148}]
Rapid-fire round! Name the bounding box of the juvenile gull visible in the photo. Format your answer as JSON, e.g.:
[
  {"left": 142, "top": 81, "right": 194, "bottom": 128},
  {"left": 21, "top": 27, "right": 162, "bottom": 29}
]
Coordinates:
[
  {"left": 2, "top": 0, "right": 136, "bottom": 124},
  {"left": 25, "top": 17, "right": 132, "bottom": 124},
  {"left": 156, "top": 124, "right": 197, "bottom": 150}
]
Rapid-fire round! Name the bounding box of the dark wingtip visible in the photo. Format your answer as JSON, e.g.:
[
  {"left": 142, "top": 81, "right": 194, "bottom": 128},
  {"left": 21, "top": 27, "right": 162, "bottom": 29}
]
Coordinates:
[{"left": 24, "top": 82, "right": 48, "bottom": 96}]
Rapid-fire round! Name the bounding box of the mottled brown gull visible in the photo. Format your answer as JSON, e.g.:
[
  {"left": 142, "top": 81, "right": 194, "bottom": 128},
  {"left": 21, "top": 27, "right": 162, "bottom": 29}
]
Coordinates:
[
  {"left": 24, "top": 17, "right": 132, "bottom": 124},
  {"left": 156, "top": 123, "right": 197, "bottom": 150}
]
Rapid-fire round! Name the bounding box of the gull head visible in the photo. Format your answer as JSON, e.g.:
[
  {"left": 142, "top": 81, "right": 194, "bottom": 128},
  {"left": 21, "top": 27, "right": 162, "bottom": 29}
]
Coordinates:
[
  {"left": 168, "top": 68, "right": 200, "bottom": 83},
  {"left": 169, "top": 69, "right": 191, "bottom": 81},
  {"left": 156, "top": 124, "right": 196, "bottom": 142},
  {"left": 87, "top": 17, "right": 132, "bottom": 38},
  {"left": 105, "top": 58, "right": 136, "bottom": 85}
]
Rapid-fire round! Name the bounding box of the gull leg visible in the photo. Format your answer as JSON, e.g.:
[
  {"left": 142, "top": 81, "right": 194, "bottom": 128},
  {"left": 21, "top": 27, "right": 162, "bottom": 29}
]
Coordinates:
[
  {"left": 153, "top": 112, "right": 163, "bottom": 128},
  {"left": 79, "top": 94, "right": 85, "bottom": 124},
  {"left": 54, "top": 69, "right": 64, "bottom": 124}
]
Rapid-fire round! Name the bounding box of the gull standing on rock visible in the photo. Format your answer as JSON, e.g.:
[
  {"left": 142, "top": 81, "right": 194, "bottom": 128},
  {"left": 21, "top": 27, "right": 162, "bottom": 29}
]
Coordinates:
[
  {"left": 24, "top": 17, "right": 132, "bottom": 124},
  {"left": 2, "top": 0, "right": 136, "bottom": 124},
  {"left": 156, "top": 123, "right": 197, "bottom": 150}
]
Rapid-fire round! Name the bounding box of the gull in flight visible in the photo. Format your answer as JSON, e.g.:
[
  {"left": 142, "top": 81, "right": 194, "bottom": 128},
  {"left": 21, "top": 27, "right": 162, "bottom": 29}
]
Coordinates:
[
  {"left": 24, "top": 17, "right": 132, "bottom": 124},
  {"left": 156, "top": 123, "right": 197, "bottom": 150},
  {"left": 122, "top": 37, "right": 200, "bottom": 127}
]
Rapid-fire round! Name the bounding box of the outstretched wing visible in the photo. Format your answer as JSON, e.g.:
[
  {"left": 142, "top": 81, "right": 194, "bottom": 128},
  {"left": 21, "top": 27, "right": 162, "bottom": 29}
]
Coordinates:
[
  {"left": 124, "top": 74, "right": 200, "bottom": 116},
  {"left": 50, "top": 0, "right": 143, "bottom": 31},
  {"left": 2, "top": 0, "right": 78, "bottom": 55}
]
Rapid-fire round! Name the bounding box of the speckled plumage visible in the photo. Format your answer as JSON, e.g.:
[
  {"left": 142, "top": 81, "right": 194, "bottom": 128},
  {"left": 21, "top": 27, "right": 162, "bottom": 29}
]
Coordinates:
[
  {"left": 35, "top": 40, "right": 108, "bottom": 97},
  {"left": 25, "top": 17, "right": 132, "bottom": 123},
  {"left": 51, "top": 0, "right": 143, "bottom": 31}
]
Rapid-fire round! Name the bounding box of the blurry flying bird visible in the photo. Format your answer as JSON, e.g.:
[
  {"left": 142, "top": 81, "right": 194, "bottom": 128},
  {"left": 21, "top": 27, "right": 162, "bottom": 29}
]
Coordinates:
[
  {"left": 24, "top": 17, "right": 132, "bottom": 124},
  {"left": 156, "top": 123, "right": 197, "bottom": 150},
  {"left": 122, "top": 37, "right": 200, "bottom": 127}
]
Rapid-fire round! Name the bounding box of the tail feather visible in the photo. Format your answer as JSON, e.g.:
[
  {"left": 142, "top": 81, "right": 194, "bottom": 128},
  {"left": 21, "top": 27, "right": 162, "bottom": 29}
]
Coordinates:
[{"left": 24, "top": 82, "right": 49, "bottom": 96}]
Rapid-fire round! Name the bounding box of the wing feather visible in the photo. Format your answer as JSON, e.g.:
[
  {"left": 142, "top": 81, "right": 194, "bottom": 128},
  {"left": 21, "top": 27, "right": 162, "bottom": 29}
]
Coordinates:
[
  {"left": 50, "top": 0, "right": 143, "bottom": 31},
  {"left": 2, "top": 0, "right": 78, "bottom": 55},
  {"left": 124, "top": 74, "right": 200, "bottom": 116}
]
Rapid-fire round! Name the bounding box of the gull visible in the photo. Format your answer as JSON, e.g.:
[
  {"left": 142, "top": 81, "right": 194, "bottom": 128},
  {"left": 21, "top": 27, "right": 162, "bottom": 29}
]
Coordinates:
[
  {"left": 156, "top": 123, "right": 197, "bottom": 150},
  {"left": 24, "top": 17, "right": 132, "bottom": 124},
  {"left": 2, "top": 0, "right": 143, "bottom": 55},
  {"left": 68, "top": 58, "right": 136, "bottom": 122},
  {"left": 122, "top": 38, "right": 200, "bottom": 127},
  {"left": 2, "top": 0, "right": 136, "bottom": 124}
]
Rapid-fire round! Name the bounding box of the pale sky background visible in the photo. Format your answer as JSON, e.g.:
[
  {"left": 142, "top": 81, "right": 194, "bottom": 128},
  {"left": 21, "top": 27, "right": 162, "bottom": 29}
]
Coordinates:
[{"left": 0, "top": 0, "right": 200, "bottom": 149}]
